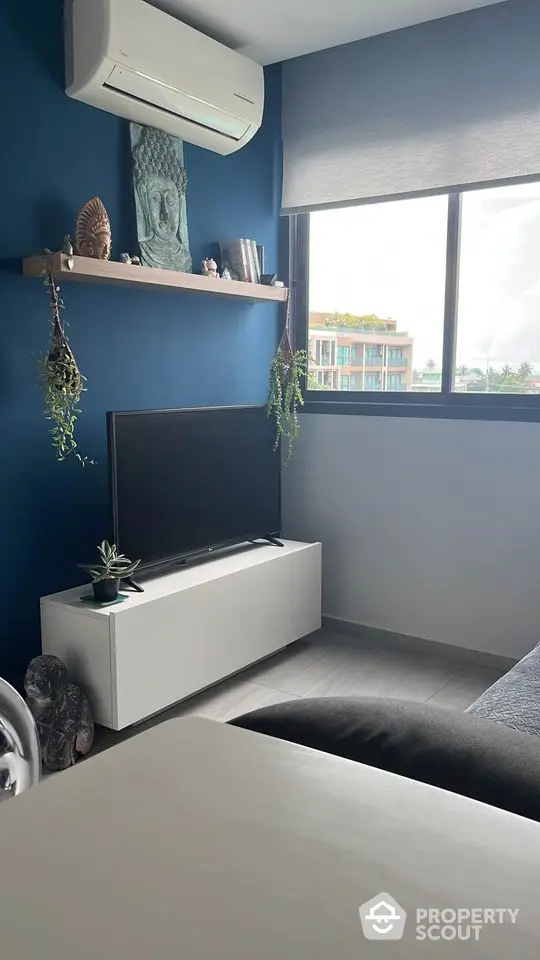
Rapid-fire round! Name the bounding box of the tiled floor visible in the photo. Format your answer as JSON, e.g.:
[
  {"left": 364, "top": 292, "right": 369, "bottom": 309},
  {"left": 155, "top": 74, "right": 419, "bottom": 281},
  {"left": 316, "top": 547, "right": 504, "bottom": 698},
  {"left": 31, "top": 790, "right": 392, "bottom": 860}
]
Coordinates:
[{"left": 92, "top": 627, "right": 508, "bottom": 756}]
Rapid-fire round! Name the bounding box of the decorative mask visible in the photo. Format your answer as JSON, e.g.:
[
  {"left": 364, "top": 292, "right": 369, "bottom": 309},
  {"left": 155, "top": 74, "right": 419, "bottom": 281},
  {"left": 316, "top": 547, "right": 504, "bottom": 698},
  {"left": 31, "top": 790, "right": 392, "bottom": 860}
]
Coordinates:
[{"left": 75, "top": 197, "right": 111, "bottom": 260}]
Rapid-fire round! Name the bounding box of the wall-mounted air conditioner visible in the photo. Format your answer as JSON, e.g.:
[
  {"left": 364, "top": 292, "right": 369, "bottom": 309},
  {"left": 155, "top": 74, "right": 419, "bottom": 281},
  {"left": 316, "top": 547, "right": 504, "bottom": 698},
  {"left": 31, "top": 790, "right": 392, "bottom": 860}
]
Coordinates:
[{"left": 65, "top": 0, "right": 264, "bottom": 155}]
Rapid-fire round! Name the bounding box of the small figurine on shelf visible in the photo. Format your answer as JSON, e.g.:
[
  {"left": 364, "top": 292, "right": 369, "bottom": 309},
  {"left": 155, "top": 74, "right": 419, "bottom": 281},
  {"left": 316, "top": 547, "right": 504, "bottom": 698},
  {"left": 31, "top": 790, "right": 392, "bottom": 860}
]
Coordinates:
[
  {"left": 61, "top": 235, "right": 74, "bottom": 256},
  {"left": 201, "top": 257, "right": 219, "bottom": 279},
  {"left": 120, "top": 253, "right": 143, "bottom": 266},
  {"left": 75, "top": 197, "right": 111, "bottom": 260},
  {"left": 221, "top": 266, "right": 232, "bottom": 280},
  {"left": 120, "top": 252, "right": 132, "bottom": 264},
  {"left": 131, "top": 256, "right": 142, "bottom": 266}
]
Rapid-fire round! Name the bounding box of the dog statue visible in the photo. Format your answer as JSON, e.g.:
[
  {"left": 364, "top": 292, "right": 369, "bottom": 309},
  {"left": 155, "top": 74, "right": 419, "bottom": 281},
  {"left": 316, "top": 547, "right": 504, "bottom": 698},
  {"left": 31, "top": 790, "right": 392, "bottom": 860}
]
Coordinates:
[{"left": 24, "top": 655, "right": 94, "bottom": 771}]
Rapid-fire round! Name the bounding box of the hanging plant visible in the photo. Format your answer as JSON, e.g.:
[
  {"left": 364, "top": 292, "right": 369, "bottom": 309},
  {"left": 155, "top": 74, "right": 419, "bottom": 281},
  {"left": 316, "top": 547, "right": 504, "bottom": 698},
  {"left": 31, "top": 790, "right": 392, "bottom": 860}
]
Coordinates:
[
  {"left": 267, "top": 297, "right": 309, "bottom": 465},
  {"left": 38, "top": 257, "right": 94, "bottom": 465}
]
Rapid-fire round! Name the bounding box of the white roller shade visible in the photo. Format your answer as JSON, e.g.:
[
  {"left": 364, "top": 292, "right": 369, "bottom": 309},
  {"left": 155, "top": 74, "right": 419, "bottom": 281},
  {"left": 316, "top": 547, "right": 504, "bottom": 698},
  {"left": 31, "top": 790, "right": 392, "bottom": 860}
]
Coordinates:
[{"left": 282, "top": 0, "right": 540, "bottom": 214}]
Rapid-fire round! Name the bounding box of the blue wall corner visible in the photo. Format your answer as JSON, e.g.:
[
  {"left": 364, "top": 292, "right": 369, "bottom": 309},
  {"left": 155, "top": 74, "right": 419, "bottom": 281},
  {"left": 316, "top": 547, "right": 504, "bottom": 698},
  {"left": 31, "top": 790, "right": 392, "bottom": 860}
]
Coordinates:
[{"left": 0, "top": 0, "right": 283, "bottom": 683}]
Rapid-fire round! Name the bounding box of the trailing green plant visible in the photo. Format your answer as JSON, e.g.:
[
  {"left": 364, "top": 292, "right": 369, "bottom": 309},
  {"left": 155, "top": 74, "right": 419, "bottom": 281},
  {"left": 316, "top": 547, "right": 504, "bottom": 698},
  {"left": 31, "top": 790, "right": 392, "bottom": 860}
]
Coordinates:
[
  {"left": 78, "top": 540, "right": 141, "bottom": 583},
  {"left": 267, "top": 302, "right": 309, "bottom": 465},
  {"left": 38, "top": 257, "right": 94, "bottom": 464}
]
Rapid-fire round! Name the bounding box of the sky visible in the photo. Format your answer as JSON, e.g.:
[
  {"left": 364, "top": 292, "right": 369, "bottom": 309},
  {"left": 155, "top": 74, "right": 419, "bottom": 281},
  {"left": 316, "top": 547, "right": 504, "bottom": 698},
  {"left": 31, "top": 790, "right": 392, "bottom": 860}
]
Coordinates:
[{"left": 309, "top": 181, "right": 540, "bottom": 372}]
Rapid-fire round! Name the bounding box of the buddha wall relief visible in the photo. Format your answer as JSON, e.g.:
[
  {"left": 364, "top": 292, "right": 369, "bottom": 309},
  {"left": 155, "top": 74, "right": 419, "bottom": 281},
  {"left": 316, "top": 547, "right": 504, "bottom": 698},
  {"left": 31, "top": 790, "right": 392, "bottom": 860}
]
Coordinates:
[{"left": 130, "top": 123, "right": 192, "bottom": 273}]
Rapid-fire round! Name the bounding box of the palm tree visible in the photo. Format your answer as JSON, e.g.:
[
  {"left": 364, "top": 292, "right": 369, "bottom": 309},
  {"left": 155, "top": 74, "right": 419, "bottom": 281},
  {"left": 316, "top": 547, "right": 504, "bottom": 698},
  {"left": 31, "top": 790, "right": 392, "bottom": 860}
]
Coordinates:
[
  {"left": 498, "top": 364, "right": 521, "bottom": 393},
  {"left": 455, "top": 365, "right": 469, "bottom": 378},
  {"left": 518, "top": 361, "right": 533, "bottom": 383},
  {"left": 485, "top": 366, "right": 500, "bottom": 392},
  {"left": 426, "top": 358, "right": 436, "bottom": 372}
]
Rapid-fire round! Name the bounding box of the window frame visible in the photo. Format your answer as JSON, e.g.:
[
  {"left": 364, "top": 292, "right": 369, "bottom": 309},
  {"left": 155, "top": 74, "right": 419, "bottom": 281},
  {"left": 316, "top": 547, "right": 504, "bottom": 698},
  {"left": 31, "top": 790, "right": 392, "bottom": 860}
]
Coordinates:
[{"left": 290, "top": 183, "right": 540, "bottom": 423}]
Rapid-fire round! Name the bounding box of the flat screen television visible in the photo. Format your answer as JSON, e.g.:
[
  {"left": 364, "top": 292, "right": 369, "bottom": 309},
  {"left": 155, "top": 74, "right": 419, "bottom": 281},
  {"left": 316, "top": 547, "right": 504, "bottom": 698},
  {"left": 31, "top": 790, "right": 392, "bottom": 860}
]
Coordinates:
[{"left": 107, "top": 405, "right": 281, "bottom": 573}]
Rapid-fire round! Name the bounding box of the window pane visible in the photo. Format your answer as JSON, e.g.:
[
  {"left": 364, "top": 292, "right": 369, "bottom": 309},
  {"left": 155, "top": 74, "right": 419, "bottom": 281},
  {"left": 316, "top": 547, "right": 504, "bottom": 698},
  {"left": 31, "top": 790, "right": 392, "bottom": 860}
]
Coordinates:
[
  {"left": 455, "top": 181, "right": 540, "bottom": 394},
  {"left": 308, "top": 196, "right": 448, "bottom": 393}
]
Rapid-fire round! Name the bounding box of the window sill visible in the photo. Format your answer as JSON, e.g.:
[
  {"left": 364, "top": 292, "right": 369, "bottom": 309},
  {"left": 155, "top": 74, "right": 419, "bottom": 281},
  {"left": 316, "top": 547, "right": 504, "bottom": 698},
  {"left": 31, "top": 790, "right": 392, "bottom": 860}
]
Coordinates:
[{"left": 303, "top": 393, "right": 540, "bottom": 423}]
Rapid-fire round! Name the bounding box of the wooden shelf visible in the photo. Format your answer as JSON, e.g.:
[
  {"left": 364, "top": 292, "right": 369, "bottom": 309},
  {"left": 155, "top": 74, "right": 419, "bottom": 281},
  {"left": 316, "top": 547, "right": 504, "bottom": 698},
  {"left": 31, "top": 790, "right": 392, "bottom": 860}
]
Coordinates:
[{"left": 23, "top": 253, "right": 288, "bottom": 304}]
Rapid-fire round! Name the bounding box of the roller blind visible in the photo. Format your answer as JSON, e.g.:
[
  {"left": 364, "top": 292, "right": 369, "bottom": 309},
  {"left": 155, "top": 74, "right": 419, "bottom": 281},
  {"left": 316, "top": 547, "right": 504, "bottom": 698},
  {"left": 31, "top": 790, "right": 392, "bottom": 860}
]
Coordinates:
[{"left": 282, "top": 0, "right": 540, "bottom": 214}]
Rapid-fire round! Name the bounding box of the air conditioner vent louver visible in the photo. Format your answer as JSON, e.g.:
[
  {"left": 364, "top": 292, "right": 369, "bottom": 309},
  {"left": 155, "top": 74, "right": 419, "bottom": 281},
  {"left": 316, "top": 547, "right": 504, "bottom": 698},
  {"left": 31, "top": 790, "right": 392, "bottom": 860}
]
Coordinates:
[{"left": 104, "top": 66, "right": 250, "bottom": 141}]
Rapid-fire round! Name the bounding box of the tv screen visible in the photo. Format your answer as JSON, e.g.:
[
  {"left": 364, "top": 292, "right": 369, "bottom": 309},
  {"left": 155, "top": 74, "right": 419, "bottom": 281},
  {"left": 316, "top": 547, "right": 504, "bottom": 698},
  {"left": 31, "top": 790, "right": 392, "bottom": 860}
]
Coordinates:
[{"left": 108, "top": 405, "right": 281, "bottom": 571}]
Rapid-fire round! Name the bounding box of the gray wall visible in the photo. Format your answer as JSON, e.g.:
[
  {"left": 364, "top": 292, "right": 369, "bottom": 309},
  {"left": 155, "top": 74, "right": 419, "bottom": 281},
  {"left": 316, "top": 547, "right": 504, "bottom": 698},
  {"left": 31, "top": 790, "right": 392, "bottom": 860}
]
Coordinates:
[
  {"left": 282, "top": 415, "right": 540, "bottom": 659},
  {"left": 282, "top": 0, "right": 540, "bottom": 211},
  {"left": 281, "top": 0, "right": 540, "bottom": 659}
]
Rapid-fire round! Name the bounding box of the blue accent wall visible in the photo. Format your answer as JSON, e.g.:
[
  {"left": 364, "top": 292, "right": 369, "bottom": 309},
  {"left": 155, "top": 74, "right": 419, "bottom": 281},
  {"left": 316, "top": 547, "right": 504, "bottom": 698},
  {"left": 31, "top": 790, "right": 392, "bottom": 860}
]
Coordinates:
[{"left": 0, "top": 0, "right": 282, "bottom": 684}]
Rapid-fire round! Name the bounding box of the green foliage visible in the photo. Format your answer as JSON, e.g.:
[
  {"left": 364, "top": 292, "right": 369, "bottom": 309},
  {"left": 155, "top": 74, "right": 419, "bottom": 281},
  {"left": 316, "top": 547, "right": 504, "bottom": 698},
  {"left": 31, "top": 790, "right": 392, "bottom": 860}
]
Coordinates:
[
  {"left": 39, "top": 266, "right": 94, "bottom": 465},
  {"left": 322, "top": 312, "right": 387, "bottom": 331},
  {"left": 79, "top": 540, "right": 141, "bottom": 583},
  {"left": 518, "top": 361, "right": 534, "bottom": 381},
  {"left": 267, "top": 343, "right": 309, "bottom": 465},
  {"left": 308, "top": 379, "right": 331, "bottom": 391},
  {"left": 466, "top": 361, "right": 538, "bottom": 394}
]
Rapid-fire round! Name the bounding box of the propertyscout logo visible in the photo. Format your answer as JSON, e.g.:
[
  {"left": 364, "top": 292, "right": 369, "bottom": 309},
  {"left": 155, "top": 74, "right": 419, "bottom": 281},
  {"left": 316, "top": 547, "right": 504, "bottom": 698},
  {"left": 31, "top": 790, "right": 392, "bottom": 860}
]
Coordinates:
[
  {"left": 360, "top": 894, "right": 406, "bottom": 941},
  {"left": 359, "top": 893, "right": 519, "bottom": 942}
]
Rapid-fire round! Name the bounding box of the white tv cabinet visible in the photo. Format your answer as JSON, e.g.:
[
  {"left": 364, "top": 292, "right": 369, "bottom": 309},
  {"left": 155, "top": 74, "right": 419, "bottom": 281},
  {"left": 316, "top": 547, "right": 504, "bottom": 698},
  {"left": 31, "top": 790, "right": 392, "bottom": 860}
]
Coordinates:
[{"left": 40, "top": 540, "right": 321, "bottom": 730}]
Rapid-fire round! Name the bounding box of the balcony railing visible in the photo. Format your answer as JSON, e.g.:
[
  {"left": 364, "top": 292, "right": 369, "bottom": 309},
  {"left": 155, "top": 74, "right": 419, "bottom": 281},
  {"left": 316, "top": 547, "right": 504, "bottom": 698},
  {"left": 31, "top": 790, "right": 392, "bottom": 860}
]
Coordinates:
[
  {"left": 310, "top": 326, "right": 411, "bottom": 338},
  {"left": 312, "top": 362, "right": 338, "bottom": 371},
  {"left": 387, "top": 357, "right": 408, "bottom": 367},
  {"left": 344, "top": 357, "right": 408, "bottom": 368}
]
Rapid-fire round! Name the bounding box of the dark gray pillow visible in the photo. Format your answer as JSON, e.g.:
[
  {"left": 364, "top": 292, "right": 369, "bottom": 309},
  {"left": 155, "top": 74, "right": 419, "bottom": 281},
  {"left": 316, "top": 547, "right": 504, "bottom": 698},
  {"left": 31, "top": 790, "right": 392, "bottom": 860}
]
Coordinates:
[{"left": 230, "top": 697, "right": 540, "bottom": 822}]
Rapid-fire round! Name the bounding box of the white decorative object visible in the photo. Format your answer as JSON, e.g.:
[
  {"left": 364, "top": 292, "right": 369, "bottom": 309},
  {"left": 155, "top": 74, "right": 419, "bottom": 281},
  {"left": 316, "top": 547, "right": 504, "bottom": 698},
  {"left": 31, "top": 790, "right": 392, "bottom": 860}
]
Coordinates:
[
  {"left": 40, "top": 541, "right": 321, "bottom": 730},
  {"left": 66, "top": 0, "right": 264, "bottom": 155},
  {"left": 0, "top": 679, "right": 40, "bottom": 799},
  {"left": 201, "top": 257, "right": 219, "bottom": 279}
]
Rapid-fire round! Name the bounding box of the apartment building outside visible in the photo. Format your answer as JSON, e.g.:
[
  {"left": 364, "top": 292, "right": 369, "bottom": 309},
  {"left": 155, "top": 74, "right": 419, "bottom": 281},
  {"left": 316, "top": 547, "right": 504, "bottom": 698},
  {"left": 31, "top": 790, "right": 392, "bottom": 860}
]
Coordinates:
[{"left": 309, "top": 312, "right": 414, "bottom": 392}]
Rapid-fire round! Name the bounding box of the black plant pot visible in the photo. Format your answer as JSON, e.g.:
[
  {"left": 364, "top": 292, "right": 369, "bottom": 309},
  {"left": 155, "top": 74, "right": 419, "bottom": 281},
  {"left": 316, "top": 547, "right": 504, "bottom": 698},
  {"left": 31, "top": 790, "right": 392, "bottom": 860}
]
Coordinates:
[{"left": 92, "top": 578, "right": 120, "bottom": 603}]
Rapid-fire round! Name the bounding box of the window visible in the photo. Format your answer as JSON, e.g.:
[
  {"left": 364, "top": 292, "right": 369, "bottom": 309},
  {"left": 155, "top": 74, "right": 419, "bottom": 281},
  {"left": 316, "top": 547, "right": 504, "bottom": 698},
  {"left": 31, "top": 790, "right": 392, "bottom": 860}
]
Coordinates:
[
  {"left": 455, "top": 181, "right": 540, "bottom": 394},
  {"left": 316, "top": 370, "right": 338, "bottom": 389},
  {"left": 295, "top": 179, "right": 540, "bottom": 420},
  {"left": 387, "top": 348, "right": 404, "bottom": 367},
  {"left": 365, "top": 346, "right": 383, "bottom": 360},
  {"left": 320, "top": 340, "right": 333, "bottom": 366},
  {"left": 307, "top": 195, "right": 448, "bottom": 395}
]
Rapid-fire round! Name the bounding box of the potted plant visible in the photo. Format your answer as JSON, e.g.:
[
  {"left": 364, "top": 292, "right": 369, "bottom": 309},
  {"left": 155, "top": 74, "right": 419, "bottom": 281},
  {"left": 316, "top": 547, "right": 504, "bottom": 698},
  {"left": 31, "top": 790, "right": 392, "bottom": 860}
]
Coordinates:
[
  {"left": 267, "top": 297, "right": 309, "bottom": 465},
  {"left": 79, "top": 540, "right": 141, "bottom": 603},
  {"left": 38, "top": 256, "right": 94, "bottom": 465}
]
